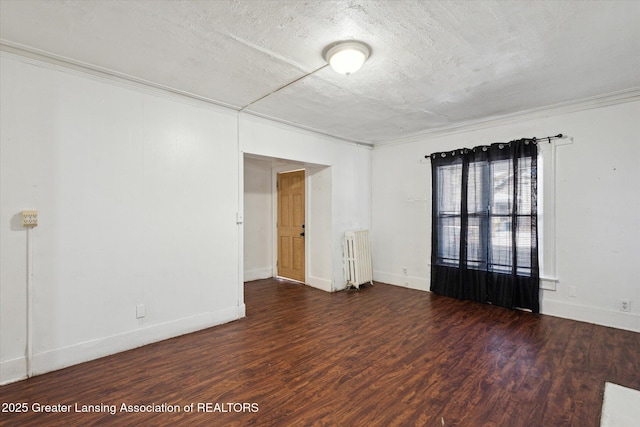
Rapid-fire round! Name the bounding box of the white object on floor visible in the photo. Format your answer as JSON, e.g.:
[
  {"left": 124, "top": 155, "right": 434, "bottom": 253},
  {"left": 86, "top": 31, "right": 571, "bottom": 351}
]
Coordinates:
[
  {"left": 344, "top": 230, "right": 373, "bottom": 289},
  {"left": 600, "top": 382, "right": 640, "bottom": 427}
]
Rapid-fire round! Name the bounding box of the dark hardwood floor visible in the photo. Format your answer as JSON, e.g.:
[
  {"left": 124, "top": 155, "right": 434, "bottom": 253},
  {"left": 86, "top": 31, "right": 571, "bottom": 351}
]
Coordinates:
[{"left": 1, "top": 278, "right": 639, "bottom": 426}]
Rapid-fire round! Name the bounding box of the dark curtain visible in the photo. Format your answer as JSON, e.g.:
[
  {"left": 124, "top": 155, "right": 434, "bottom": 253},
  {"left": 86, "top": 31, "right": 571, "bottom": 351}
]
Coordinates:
[{"left": 430, "top": 140, "right": 539, "bottom": 312}]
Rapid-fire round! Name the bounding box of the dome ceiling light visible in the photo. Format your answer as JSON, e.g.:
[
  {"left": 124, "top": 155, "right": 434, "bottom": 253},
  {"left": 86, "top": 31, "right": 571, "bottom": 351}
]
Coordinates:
[{"left": 324, "top": 41, "right": 371, "bottom": 75}]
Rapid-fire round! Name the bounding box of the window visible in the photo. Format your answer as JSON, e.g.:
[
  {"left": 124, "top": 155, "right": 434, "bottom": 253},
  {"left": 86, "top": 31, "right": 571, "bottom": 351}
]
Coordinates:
[
  {"left": 435, "top": 162, "right": 462, "bottom": 267},
  {"left": 430, "top": 140, "right": 540, "bottom": 312}
]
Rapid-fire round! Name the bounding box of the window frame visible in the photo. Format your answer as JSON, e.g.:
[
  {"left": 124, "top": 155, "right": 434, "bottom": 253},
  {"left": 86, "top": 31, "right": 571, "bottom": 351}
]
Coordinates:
[{"left": 433, "top": 148, "right": 538, "bottom": 279}]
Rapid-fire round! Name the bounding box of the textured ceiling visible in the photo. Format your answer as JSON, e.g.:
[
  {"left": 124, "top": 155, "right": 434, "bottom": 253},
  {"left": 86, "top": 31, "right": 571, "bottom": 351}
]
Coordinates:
[{"left": 1, "top": 0, "right": 639, "bottom": 144}]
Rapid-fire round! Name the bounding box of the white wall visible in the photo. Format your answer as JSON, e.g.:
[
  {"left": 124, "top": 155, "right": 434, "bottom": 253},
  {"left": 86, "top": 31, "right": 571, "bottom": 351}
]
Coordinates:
[
  {"left": 239, "top": 114, "right": 372, "bottom": 291},
  {"left": 243, "top": 157, "right": 273, "bottom": 281},
  {"left": 372, "top": 98, "right": 640, "bottom": 332},
  {"left": 0, "top": 53, "right": 242, "bottom": 384},
  {"left": 306, "top": 165, "right": 333, "bottom": 284}
]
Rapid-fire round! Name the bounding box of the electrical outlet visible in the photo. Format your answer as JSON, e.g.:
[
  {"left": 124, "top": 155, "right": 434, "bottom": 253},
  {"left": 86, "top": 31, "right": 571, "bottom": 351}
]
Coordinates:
[
  {"left": 619, "top": 299, "right": 630, "bottom": 312},
  {"left": 22, "top": 210, "right": 38, "bottom": 227},
  {"left": 402, "top": 267, "right": 408, "bottom": 276}
]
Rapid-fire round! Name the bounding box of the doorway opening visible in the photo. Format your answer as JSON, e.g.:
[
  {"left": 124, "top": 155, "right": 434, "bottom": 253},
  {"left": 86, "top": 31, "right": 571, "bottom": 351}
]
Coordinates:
[{"left": 242, "top": 154, "right": 333, "bottom": 292}]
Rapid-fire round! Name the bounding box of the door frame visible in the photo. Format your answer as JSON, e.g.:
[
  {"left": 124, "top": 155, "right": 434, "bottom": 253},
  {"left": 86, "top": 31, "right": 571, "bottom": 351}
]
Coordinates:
[{"left": 272, "top": 165, "right": 308, "bottom": 284}]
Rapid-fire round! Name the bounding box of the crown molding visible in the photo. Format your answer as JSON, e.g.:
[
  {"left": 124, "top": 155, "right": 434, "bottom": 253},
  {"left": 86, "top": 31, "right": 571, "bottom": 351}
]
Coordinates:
[
  {"left": 377, "top": 87, "right": 640, "bottom": 147},
  {"left": 0, "top": 40, "right": 242, "bottom": 111},
  {"left": 239, "top": 110, "right": 374, "bottom": 148}
]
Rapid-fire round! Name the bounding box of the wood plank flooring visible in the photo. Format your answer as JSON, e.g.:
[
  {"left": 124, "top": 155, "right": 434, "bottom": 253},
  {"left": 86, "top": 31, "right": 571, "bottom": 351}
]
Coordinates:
[{"left": 1, "top": 278, "right": 639, "bottom": 426}]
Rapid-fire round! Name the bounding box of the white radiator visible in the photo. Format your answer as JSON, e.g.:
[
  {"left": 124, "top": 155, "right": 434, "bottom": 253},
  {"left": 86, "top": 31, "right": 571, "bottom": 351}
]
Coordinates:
[{"left": 344, "top": 230, "right": 373, "bottom": 289}]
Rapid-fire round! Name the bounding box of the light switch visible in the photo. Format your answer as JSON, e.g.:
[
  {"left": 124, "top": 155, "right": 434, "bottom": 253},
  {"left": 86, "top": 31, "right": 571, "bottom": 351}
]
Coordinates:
[{"left": 136, "top": 304, "right": 146, "bottom": 319}]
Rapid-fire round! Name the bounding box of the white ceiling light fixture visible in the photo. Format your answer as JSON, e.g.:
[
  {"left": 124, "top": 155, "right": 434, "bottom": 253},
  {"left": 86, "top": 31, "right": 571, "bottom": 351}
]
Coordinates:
[{"left": 324, "top": 41, "right": 371, "bottom": 75}]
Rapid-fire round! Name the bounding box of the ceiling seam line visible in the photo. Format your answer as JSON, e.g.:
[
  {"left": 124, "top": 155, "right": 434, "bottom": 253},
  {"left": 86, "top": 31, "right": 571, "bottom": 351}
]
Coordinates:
[{"left": 239, "top": 64, "right": 329, "bottom": 112}]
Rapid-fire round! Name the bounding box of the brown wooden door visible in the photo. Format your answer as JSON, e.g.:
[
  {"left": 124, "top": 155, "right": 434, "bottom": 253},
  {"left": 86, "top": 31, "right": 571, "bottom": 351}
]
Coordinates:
[{"left": 277, "top": 170, "right": 305, "bottom": 282}]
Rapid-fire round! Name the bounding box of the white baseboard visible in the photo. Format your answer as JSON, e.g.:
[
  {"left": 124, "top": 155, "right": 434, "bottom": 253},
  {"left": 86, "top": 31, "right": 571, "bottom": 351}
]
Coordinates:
[
  {"left": 373, "top": 271, "right": 430, "bottom": 291},
  {"left": 308, "top": 275, "right": 333, "bottom": 292},
  {"left": 237, "top": 303, "right": 246, "bottom": 318},
  {"left": 542, "top": 299, "right": 640, "bottom": 333},
  {"left": 0, "top": 305, "right": 243, "bottom": 386},
  {"left": 0, "top": 357, "right": 27, "bottom": 386},
  {"left": 244, "top": 267, "right": 273, "bottom": 282}
]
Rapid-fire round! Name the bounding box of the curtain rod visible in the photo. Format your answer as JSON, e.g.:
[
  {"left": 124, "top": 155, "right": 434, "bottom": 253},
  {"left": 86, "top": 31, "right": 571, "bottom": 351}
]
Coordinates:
[{"left": 424, "top": 133, "right": 563, "bottom": 158}]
